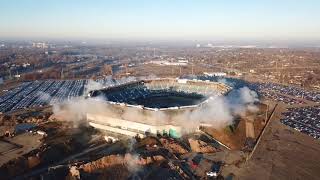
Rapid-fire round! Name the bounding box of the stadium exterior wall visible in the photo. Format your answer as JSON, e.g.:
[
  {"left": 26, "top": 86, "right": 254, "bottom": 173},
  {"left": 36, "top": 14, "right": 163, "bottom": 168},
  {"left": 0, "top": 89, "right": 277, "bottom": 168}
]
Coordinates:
[{"left": 87, "top": 113, "right": 182, "bottom": 138}]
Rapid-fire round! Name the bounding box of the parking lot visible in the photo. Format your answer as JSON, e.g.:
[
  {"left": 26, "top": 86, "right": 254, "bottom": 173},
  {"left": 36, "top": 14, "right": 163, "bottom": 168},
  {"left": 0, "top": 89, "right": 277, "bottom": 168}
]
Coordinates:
[
  {"left": 259, "top": 91, "right": 305, "bottom": 105},
  {"left": 0, "top": 78, "right": 128, "bottom": 113},
  {"left": 197, "top": 76, "right": 319, "bottom": 105},
  {"left": 280, "top": 106, "right": 320, "bottom": 139},
  {"left": 255, "top": 82, "right": 320, "bottom": 103},
  {"left": 0, "top": 79, "right": 88, "bottom": 113}
]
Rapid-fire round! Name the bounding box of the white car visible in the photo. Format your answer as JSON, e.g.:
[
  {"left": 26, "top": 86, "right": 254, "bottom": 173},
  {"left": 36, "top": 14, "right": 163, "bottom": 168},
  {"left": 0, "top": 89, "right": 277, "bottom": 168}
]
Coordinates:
[{"left": 206, "top": 171, "right": 218, "bottom": 177}]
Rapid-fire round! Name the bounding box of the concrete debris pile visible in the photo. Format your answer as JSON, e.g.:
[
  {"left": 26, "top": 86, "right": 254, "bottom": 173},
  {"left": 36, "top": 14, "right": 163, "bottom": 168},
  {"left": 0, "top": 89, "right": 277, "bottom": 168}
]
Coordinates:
[
  {"left": 68, "top": 166, "right": 80, "bottom": 179},
  {"left": 0, "top": 111, "right": 51, "bottom": 136},
  {"left": 27, "top": 156, "right": 41, "bottom": 169},
  {"left": 79, "top": 153, "right": 165, "bottom": 173},
  {"left": 80, "top": 154, "right": 126, "bottom": 173},
  {"left": 160, "top": 138, "right": 188, "bottom": 154},
  {"left": 188, "top": 138, "right": 216, "bottom": 153}
]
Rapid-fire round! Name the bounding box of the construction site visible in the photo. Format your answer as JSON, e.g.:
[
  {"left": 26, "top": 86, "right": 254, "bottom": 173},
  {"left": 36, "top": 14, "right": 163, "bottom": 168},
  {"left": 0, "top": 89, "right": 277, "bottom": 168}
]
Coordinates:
[{"left": 0, "top": 76, "right": 275, "bottom": 180}]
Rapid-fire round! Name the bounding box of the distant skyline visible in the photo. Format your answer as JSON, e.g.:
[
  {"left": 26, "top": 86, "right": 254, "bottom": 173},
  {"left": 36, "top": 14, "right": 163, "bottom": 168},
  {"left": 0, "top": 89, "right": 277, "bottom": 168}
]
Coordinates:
[{"left": 1, "top": 0, "right": 320, "bottom": 43}]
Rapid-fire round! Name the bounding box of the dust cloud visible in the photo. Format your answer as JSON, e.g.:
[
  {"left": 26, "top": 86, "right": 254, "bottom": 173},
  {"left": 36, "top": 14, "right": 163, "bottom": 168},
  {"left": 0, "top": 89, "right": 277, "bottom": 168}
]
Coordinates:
[{"left": 173, "top": 86, "right": 259, "bottom": 131}]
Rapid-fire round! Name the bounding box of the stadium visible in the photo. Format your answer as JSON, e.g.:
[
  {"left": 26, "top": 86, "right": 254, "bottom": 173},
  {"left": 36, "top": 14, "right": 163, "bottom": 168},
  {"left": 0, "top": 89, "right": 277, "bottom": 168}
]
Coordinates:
[{"left": 86, "top": 78, "right": 231, "bottom": 138}]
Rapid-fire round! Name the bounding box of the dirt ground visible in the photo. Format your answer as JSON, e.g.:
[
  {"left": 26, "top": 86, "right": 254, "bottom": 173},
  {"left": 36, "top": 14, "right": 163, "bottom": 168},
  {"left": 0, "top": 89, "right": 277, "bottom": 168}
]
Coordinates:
[
  {"left": 203, "top": 102, "right": 272, "bottom": 150},
  {"left": 0, "top": 133, "right": 43, "bottom": 167},
  {"left": 236, "top": 106, "right": 320, "bottom": 180},
  {"left": 203, "top": 117, "right": 266, "bottom": 150}
]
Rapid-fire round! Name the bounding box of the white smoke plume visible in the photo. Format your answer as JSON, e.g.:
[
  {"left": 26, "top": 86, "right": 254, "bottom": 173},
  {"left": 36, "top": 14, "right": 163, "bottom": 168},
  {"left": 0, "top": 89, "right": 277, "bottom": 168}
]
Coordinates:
[
  {"left": 239, "top": 87, "right": 259, "bottom": 104},
  {"left": 185, "top": 96, "right": 234, "bottom": 129},
  {"left": 117, "top": 76, "right": 137, "bottom": 85},
  {"left": 122, "top": 107, "right": 167, "bottom": 125},
  {"left": 52, "top": 96, "right": 112, "bottom": 127},
  {"left": 51, "top": 77, "right": 139, "bottom": 125},
  {"left": 124, "top": 153, "right": 143, "bottom": 175},
  {"left": 228, "top": 86, "right": 259, "bottom": 117},
  {"left": 84, "top": 79, "right": 104, "bottom": 95}
]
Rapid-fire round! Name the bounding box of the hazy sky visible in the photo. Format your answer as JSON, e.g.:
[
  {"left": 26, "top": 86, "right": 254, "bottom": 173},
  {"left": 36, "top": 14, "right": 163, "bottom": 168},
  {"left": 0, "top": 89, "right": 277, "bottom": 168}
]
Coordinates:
[{"left": 1, "top": 0, "right": 320, "bottom": 41}]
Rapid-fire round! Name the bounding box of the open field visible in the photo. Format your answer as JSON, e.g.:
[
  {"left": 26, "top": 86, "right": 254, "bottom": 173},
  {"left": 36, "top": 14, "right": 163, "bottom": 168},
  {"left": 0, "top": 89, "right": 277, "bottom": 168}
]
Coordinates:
[{"left": 237, "top": 105, "right": 320, "bottom": 180}]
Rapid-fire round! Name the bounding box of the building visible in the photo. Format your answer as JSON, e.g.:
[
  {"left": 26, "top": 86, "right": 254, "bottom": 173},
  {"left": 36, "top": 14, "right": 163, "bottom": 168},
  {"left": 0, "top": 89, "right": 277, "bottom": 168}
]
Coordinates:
[
  {"left": 32, "top": 42, "right": 48, "bottom": 49},
  {"left": 88, "top": 113, "right": 182, "bottom": 138},
  {"left": 203, "top": 72, "right": 227, "bottom": 77},
  {"left": 86, "top": 78, "right": 231, "bottom": 138}
]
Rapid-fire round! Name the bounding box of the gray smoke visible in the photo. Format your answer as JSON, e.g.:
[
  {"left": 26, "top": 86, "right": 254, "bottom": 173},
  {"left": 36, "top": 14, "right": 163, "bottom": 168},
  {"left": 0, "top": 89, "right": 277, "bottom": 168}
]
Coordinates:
[
  {"left": 174, "top": 86, "right": 259, "bottom": 131},
  {"left": 84, "top": 80, "right": 104, "bottom": 95},
  {"left": 228, "top": 86, "right": 259, "bottom": 117},
  {"left": 174, "top": 96, "right": 233, "bottom": 130}
]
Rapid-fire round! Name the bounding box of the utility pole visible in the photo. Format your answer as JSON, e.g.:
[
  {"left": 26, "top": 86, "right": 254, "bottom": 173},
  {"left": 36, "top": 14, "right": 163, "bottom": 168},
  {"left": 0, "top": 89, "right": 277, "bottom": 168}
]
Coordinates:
[{"left": 265, "top": 104, "right": 269, "bottom": 124}]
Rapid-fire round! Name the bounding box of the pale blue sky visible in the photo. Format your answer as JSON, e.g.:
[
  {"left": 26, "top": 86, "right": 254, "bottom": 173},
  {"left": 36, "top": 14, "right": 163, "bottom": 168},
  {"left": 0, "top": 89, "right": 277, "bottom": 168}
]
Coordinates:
[{"left": 0, "top": 0, "right": 320, "bottom": 41}]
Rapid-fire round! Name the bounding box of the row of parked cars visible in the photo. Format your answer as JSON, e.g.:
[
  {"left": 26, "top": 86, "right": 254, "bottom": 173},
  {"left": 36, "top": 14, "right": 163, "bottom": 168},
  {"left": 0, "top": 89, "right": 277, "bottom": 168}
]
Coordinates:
[
  {"left": 197, "top": 76, "right": 319, "bottom": 105},
  {"left": 0, "top": 77, "right": 130, "bottom": 113},
  {"left": 0, "top": 79, "right": 88, "bottom": 113},
  {"left": 259, "top": 90, "right": 305, "bottom": 105},
  {"left": 255, "top": 82, "right": 320, "bottom": 103},
  {"left": 186, "top": 76, "right": 320, "bottom": 140},
  {"left": 281, "top": 106, "right": 320, "bottom": 139}
]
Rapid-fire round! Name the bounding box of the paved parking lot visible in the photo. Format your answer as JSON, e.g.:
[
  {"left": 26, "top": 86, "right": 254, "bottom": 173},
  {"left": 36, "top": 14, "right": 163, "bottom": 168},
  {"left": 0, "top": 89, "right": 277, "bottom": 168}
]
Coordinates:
[
  {"left": 255, "top": 82, "right": 320, "bottom": 103},
  {"left": 259, "top": 91, "right": 305, "bottom": 105},
  {"left": 196, "top": 76, "right": 319, "bottom": 105},
  {"left": 0, "top": 80, "right": 88, "bottom": 113},
  {"left": 0, "top": 78, "right": 125, "bottom": 113},
  {"left": 280, "top": 106, "right": 320, "bottom": 139}
]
